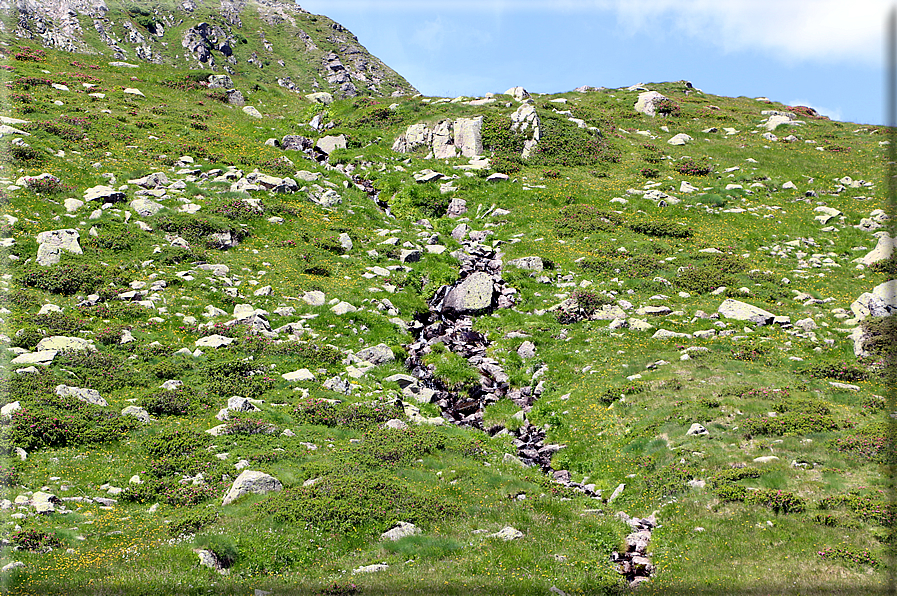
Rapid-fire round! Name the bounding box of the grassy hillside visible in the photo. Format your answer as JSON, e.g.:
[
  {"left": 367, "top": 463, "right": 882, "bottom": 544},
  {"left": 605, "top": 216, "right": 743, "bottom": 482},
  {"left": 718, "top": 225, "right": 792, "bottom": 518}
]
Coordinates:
[{"left": 0, "top": 38, "right": 893, "bottom": 596}]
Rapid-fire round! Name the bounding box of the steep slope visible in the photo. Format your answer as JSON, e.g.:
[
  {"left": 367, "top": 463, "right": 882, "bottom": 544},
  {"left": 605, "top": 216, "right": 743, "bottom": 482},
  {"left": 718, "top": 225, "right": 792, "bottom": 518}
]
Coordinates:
[
  {"left": 0, "top": 0, "right": 417, "bottom": 97},
  {"left": 0, "top": 34, "right": 893, "bottom": 596}
]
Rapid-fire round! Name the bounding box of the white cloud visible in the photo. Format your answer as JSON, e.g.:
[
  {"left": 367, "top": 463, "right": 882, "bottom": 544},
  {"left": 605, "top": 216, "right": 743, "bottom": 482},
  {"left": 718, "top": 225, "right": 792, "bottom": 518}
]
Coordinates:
[{"left": 300, "top": 0, "right": 889, "bottom": 64}]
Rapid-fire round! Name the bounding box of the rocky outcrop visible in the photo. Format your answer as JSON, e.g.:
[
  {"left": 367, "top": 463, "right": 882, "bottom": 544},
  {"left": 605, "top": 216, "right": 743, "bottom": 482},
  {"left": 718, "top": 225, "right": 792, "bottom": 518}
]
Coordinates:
[{"left": 392, "top": 117, "right": 484, "bottom": 159}]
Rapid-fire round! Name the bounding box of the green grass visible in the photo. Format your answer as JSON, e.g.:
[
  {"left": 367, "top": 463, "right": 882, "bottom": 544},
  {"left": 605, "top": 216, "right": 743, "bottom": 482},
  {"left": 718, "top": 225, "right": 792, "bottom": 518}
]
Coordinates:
[{"left": 0, "top": 30, "right": 890, "bottom": 596}]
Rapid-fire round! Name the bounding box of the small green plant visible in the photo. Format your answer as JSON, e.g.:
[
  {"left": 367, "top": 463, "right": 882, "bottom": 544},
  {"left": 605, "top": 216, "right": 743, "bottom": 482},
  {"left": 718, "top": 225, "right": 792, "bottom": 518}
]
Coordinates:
[
  {"left": 676, "top": 158, "right": 713, "bottom": 176},
  {"left": 745, "top": 488, "right": 806, "bottom": 514},
  {"left": 11, "top": 529, "right": 61, "bottom": 551},
  {"left": 817, "top": 546, "right": 879, "bottom": 568},
  {"left": 629, "top": 219, "right": 692, "bottom": 238}
]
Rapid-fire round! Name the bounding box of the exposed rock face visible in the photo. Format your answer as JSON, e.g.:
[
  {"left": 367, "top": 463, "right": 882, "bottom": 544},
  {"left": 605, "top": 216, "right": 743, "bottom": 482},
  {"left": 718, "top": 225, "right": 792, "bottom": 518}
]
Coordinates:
[
  {"left": 392, "top": 117, "right": 483, "bottom": 158},
  {"left": 850, "top": 280, "right": 897, "bottom": 320},
  {"left": 2, "top": 0, "right": 417, "bottom": 98},
  {"left": 717, "top": 299, "right": 787, "bottom": 326}
]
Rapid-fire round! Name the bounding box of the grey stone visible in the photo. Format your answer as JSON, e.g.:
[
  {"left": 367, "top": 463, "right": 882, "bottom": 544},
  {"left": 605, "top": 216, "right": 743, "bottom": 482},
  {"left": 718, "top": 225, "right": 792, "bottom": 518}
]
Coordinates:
[
  {"left": 634, "top": 91, "right": 668, "bottom": 117},
  {"left": 83, "top": 185, "right": 125, "bottom": 203},
  {"left": 36, "top": 229, "right": 82, "bottom": 266},
  {"left": 380, "top": 521, "right": 420, "bottom": 541},
  {"left": 442, "top": 272, "right": 494, "bottom": 313},
  {"left": 686, "top": 423, "right": 709, "bottom": 436},
  {"left": 355, "top": 344, "right": 395, "bottom": 365},
  {"left": 56, "top": 384, "right": 106, "bottom": 407},
  {"left": 129, "top": 198, "right": 164, "bottom": 217},
  {"left": 195, "top": 334, "right": 235, "bottom": 348},
  {"left": 122, "top": 406, "right": 150, "bottom": 423},
  {"left": 37, "top": 336, "right": 95, "bottom": 352},
  {"left": 243, "top": 106, "right": 263, "bottom": 118},
  {"left": 454, "top": 116, "right": 483, "bottom": 157},
  {"left": 315, "top": 135, "right": 347, "bottom": 155},
  {"left": 222, "top": 470, "right": 283, "bottom": 505},
  {"left": 282, "top": 369, "right": 316, "bottom": 382},
  {"left": 489, "top": 526, "right": 524, "bottom": 540},
  {"left": 717, "top": 299, "right": 779, "bottom": 326},
  {"left": 517, "top": 340, "right": 536, "bottom": 359}
]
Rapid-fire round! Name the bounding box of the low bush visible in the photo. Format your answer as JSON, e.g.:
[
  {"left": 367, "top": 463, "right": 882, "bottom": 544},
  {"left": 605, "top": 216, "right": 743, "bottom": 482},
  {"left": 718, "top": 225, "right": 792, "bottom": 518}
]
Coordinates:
[
  {"left": 54, "top": 350, "right": 137, "bottom": 394},
  {"left": 293, "top": 398, "right": 340, "bottom": 427},
  {"left": 629, "top": 219, "right": 692, "bottom": 238},
  {"left": 675, "top": 266, "right": 733, "bottom": 294},
  {"left": 1, "top": 393, "right": 137, "bottom": 451},
  {"left": 204, "top": 360, "right": 274, "bottom": 400},
  {"left": 817, "top": 546, "right": 879, "bottom": 568},
  {"left": 143, "top": 429, "right": 210, "bottom": 459},
  {"left": 195, "top": 534, "right": 240, "bottom": 568},
  {"left": 389, "top": 183, "right": 450, "bottom": 219},
  {"left": 828, "top": 435, "right": 888, "bottom": 462},
  {"left": 259, "top": 469, "right": 459, "bottom": 533},
  {"left": 221, "top": 415, "right": 277, "bottom": 436},
  {"left": 168, "top": 509, "right": 218, "bottom": 537},
  {"left": 802, "top": 362, "right": 868, "bottom": 383},
  {"left": 17, "top": 262, "right": 112, "bottom": 295},
  {"left": 11, "top": 529, "right": 62, "bottom": 551},
  {"left": 139, "top": 387, "right": 213, "bottom": 417},
  {"left": 675, "top": 158, "right": 713, "bottom": 176},
  {"left": 745, "top": 488, "right": 806, "bottom": 514},
  {"left": 818, "top": 492, "right": 895, "bottom": 527},
  {"left": 741, "top": 413, "right": 839, "bottom": 437},
  {"left": 554, "top": 204, "right": 624, "bottom": 236}
]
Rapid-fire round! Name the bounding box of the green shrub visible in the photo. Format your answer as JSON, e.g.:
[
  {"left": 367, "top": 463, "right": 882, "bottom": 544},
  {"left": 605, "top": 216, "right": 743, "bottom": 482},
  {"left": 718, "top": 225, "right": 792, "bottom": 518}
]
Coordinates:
[
  {"left": 0, "top": 463, "right": 21, "bottom": 486},
  {"left": 710, "top": 467, "right": 762, "bottom": 486},
  {"left": 143, "top": 429, "right": 210, "bottom": 459},
  {"left": 554, "top": 204, "right": 624, "bottom": 236},
  {"left": 675, "top": 266, "right": 733, "bottom": 294},
  {"left": 17, "top": 262, "right": 112, "bottom": 295},
  {"left": 11, "top": 326, "right": 44, "bottom": 349},
  {"left": 828, "top": 435, "right": 888, "bottom": 462},
  {"left": 139, "top": 387, "right": 213, "bottom": 417},
  {"left": 54, "top": 350, "right": 138, "bottom": 394},
  {"left": 741, "top": 413, "right": 839, "bottom": 437},
  {"left": 293, "top": 398, "right": 340, "bottom": 427},
  {"left": 338, "top": 400, "right": 405, "bottom": 430},
  {"left": 675, "top": 158, "right": 713, "bottom": 176},
  {"left": 204, "top": 360, "right": 274, "bottom": 399},
  {"left": 80, "top": 222, "right": 143, "bottom": 252},
  {"left": 259, "top": 469, "right": 459, "bottom": 533},
  {"left": 11, "top": 528, "right": 62, "bottom": 551},
  {"left": 490, "top": 152, "right": 523, "bottom": 174},
  {"left": 1, "top": 394, "right": 137, "bottom": 451},
  {"left": 818, "top": 492, "right": 895, "bottom": 527},
  {"left": 629, "top": 219, "right": 692, "bottom": 238},
  {"left": 745, "top": 488, "right": 806, "bottom": 514},
  {"left": 481, "top": 113, "right": 525, "bottom": 155},
  {"left": 344, "top": 426, "right": 447, "bottom": 467},
  {"left": 802, "top": 362, "right": 868, "bottom": 383},
  {"left": 168, "top": 509, "right": 218, "bottom": 537},
  {"left": 530, "top": 112, "right": 621, "bottom": 167},
  {"left": 712, "top": 483, "right": 748, "bottom": 502},
  {"left": 389, "top": 183, "right": 450, "bottom": 219},
  {"left": 818, "top": 546, "right": 880, "bottom": 568},
  {"left": 221, "top": 415, "right": 277, "bottom": 435}
]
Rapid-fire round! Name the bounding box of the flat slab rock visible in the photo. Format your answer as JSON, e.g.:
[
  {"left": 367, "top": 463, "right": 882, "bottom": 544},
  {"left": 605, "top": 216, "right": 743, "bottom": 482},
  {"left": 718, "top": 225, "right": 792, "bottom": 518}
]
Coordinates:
[
  {"left": 442, "top": 271, "right": 494, "bottom": 313},
  {"left": 717, "top": 299, "right": 788, "bottom": 326}
]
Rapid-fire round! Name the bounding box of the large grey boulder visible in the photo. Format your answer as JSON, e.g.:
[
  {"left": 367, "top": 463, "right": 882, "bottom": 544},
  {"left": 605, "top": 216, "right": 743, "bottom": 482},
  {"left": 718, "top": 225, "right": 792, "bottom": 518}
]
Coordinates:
[
  {"left": 222, "top": 470, "right": 282, "bottom": 505},
  {"left": 634, "top": 91, "right": 668, "bottom": 117},
  {"left": 850, "top": 280, "right": 897, "bottom": 320},
  {"left": 431, "top": 120, "right": 456, "bottom": 159},
  {"left": 56, "top": 384, "right": 107, "bottom": 407},
  {"left": 130, "top": 198, "right": 164, "bottom": 217},
  {"left": 127, "top": 172, "right": 169, "bottom": 188},
  {"left": 380, "top": 522, "right": 421, "bottom": 541},
  {"left": 454, "top": 116, "right": 483, "bottom": 157},
  {"left": 36, "top": 336, "right": 95, "bottom": 352},
  {"left": 858, "top": 233, "right": 894, "bottom": 266},
  {"left": 717, "top": 299, "right": 780, "bottom": 326},
  {"left": 281, "top": 135, "right": 313, "bottom": 152},
  {"left": 10, "top": 350, "right": 57, "bottom": 366},
  {"left": 305, "top": 92, "right": 333, "bottom": 105},
  {"left": 315, "top": 135, "right": 346, "bottom": 155},
  {"left": 207, "top": 74, "right": 234, "bottom": 89},
  {"left": 36, "top": 229, "right": 82, "bottom": 265},
  {"left": 441, "top": 272, "right": 494, "bottom": 314},
  {"left": 122, "top": 405, "right": 151, "bottom": 423},
  {"left": 84, "top": 185, "right": 126, "bottom": 203},
  {"left": 355, "top": 343, "right": 395, "bottom": 365},
  {"left": 392, "top": 123, "right": 431, "bottom": 153},
  {"left": 504, "top": 86, "right": 530, "bottom": 101}
]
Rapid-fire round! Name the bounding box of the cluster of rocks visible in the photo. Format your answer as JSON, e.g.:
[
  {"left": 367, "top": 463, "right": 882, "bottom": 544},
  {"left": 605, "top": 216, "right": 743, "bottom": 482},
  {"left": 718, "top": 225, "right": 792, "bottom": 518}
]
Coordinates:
[
  {"left": 611, "top": 512, "right": 658, "bottom": 589},
  {"left": 392, "top": 117, "right": 484, "bottom": 159}
]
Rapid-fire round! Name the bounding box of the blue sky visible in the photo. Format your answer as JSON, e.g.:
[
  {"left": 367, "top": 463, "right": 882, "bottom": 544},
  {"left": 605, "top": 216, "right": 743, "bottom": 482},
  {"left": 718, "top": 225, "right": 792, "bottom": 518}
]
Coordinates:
[{"left": 297, "top": 0, "right": 889, "bottom": 125}]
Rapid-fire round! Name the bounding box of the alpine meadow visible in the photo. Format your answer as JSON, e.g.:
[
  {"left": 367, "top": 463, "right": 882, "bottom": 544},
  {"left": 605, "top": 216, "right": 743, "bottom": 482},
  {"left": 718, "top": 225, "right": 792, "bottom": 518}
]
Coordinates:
[{"left": 0, "top": 1, "right": 893, "bottom": 595}]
